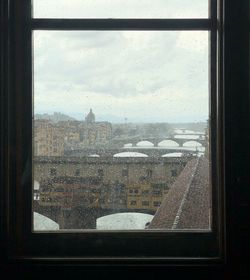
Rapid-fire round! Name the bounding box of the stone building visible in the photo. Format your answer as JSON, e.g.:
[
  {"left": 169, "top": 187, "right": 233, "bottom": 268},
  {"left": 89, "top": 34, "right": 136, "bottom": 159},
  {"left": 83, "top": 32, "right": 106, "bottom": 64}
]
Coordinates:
[
  {"left": 34, "top": 119, "right": 65, "bottom": 157},
  {"left": 34, "top": 156, "right": 189, "bottom": 212},
  {"left": 80, "top": 109, "right": 112, "bottom": 147},
  {"left": 34, "top": 110, "right": 112, "bottom": 157}
]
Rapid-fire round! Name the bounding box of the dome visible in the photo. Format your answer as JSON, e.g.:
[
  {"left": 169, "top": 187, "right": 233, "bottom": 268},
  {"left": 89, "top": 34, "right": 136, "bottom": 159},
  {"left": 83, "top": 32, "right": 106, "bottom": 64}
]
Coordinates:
[
  {"left": 113, "top": 152, "right": 148, "bottom": 157},
  {"left": 158, "top": 140, "right": 179, "bottom": 147},
  {"left": 85, "top": 108, "right": 95, "bottom": 123},
  {"left": 136, "top": 141, "right": 154, "bottom": 147}
]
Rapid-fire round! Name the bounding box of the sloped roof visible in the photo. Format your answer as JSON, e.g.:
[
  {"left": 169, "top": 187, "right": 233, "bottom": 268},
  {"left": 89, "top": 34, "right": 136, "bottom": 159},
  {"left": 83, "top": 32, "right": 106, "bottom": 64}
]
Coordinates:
[{"left": 148, "top": 157, "right": 210, "bottom": 229}]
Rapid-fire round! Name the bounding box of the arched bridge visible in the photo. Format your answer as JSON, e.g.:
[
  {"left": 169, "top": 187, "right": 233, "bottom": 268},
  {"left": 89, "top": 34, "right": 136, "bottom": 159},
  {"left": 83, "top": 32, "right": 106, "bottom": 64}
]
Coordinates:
[
  {"left": 34, "top": 201, "right": 155, "bottom": 229},
  {"left": 112, "top": 136, "right": 205, "bottom": 148}
]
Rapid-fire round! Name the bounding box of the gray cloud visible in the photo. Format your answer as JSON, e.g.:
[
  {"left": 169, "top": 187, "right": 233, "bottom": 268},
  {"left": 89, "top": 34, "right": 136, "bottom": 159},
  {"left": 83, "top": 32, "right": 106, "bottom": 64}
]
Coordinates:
[{"left": 34, "top": 30, "right": 208, "bottom": 123}]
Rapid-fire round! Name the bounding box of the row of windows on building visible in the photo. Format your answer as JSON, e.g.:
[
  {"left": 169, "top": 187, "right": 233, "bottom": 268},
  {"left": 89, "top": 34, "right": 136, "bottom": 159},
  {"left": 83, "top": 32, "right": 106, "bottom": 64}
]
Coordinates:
[
  {"left": 40, "top": 197, "right": 161, "bottom": 208},
  {"left": 40, "top": 196, "right": 126, "bottom": 205},
  {"left": 49, "top": 168, "right": 177, "bottom": 178},
  {"left": 40, "top": 186, "right": 164, "bottom": 197},
  {"left": 130, "top": 200, "right": 161, "bottom": 207},
  {"left": 128, "top": 189, "right": 163, "bottom": 196}
]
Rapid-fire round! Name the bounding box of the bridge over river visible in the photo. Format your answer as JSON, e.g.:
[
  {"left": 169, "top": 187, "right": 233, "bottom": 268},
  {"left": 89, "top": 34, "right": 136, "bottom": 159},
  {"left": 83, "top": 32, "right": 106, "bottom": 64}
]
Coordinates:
[
  {"left": 65, "top": 145, "right": 204, "bottom": 158},
  {"left": 34, "top": 201, "right": 155, "bottom": 229},
  {"left": 112, "top": 136, "right": 205, "bottom": 148}
]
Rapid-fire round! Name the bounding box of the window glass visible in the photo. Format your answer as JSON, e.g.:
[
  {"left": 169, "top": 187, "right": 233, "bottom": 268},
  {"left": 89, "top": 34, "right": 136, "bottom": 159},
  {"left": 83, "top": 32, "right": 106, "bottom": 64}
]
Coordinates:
[
  {"left": 33, "top": 30, "right": 210, "bottom": 231},
  {"left": 33, "top": 0, "right": 208, "bottom": 19}
]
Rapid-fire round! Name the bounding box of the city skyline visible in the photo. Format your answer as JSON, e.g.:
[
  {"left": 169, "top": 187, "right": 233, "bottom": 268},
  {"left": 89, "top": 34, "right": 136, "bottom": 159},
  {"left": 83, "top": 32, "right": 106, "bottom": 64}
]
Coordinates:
[{"left": 34, "top": 110, "right": 208, "bottom": 124}]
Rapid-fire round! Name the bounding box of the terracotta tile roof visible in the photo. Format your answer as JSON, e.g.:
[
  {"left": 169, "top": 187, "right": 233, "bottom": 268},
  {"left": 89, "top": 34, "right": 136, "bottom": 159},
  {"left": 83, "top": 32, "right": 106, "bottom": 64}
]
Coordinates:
[{"left": 148, "top": 157, "right": 210, "bottom": 229}]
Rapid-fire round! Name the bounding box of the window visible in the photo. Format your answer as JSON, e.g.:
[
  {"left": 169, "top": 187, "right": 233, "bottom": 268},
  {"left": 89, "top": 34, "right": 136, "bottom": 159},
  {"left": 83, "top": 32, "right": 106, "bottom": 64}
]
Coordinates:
[
  {"left": 2, "top": 0, "right": 250, "bottom": 274},
  {"left": 33, "top": 0, "right": 208, "bottom": 19},
  {"left": 142, "top": 201, "right": 150, "bottom": 207},
  {"left": 152, "top": 190, "right": 162, "bottom": 196},
  {"left": 75, "top": 168, "right": 80, "bottom": 176},
  {"left": 7, "top": 0, "right": 217, "bottom": 256},
  {"left": 142, "top": 190, "right": 150, "bottom": 195},
  {"left": 153, "top": 201, "right": 161, "bottom": 207},
  {"left": 34, "top": 28, "right": 210, "bottom": 230},
  {"left": 128, "top": 189, "right": 139, "bottom": 195},
  {"left": 97, "top": 169, "right": 104, "bottom": 177},
  {"left": 50, "top": 168, "right": 57, "bottom": 176},
  {"left": 171, "top": 169, "right": 177, "bottom": 177},
  {"left": 146, "top": 169, "right": 153, "bottom": 178},
  {"left": 130, "top": 201, "right": 137, "bottom": 206},
  {"left": 122, "top": 169, "right": 128, "bottom": 177}
]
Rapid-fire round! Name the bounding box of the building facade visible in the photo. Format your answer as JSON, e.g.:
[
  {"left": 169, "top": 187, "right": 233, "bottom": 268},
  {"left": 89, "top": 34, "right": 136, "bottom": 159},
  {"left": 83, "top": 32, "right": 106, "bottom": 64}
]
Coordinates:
[
  {"left": 34, "top": 109, "right": 112, "bottom": 156},
  {"left": 34, "top": 156, "right": 189, "bottom": 212},
  {"left": 34, "top": 120, "right": 65, "bottom": 157},
  {"left": 80, "top": 109, "right": 112, "bottom": 147}
]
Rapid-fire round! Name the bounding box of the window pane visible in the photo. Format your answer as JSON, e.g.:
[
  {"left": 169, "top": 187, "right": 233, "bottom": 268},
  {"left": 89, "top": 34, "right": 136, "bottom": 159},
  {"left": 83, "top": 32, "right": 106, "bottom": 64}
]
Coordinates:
[
  {"left": 33, "top": 31, "right": 210, "bottom": 231},
  {"left": 33, "top": 0, "right": 208, "bottom": 18}
]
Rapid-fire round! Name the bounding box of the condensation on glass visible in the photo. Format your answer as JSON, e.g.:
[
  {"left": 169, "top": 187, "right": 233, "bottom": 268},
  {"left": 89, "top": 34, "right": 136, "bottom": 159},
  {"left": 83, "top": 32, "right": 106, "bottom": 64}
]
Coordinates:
[
  {"left": 33, "top": 0, "right": 208, "bottom": 19},
  {"left": 33, "top": 30, "right": 210, "bottom": 231}
]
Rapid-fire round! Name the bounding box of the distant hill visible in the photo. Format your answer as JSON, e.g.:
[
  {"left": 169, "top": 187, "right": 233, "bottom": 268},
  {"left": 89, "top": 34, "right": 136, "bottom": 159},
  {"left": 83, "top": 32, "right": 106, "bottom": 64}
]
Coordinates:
[{"left": 35, "top": 112, "right": 76, "bottom": 123}]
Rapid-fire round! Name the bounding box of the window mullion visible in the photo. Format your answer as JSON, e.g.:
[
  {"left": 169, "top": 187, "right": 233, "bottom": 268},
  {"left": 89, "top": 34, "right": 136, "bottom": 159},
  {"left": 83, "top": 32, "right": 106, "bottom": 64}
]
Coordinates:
[{"left": 31, "top": 18, "right": 212, "bottom": 31}]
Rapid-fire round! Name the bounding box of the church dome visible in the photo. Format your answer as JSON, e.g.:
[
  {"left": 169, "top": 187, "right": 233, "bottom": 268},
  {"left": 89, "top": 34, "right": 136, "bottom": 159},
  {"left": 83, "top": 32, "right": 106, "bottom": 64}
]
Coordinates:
[{"left": 85, "top": 108, "right": 95, "bottom": 123}]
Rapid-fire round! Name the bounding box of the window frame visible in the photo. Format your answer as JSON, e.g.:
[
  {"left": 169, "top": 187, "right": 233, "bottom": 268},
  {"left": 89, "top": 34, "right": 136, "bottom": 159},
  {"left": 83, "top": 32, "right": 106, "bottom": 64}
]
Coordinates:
[{"left": 1, "top": 0, "right": 249, "bottom": 273}]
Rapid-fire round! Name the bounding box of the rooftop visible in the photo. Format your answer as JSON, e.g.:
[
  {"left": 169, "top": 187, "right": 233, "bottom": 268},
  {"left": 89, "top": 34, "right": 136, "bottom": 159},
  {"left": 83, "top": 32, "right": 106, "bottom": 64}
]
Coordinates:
[{"left": 148, "top": 156, "right": 210, "bottom": 230}]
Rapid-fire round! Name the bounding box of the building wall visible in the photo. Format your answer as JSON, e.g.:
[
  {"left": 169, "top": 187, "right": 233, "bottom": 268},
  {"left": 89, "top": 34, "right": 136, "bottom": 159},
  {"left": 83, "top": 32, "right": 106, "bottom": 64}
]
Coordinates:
[
  {"left": 34, "top": 157, "right": 188, "bottom": 212},
  {"left": 80, "top": 122, "right": 112, "bottom": 146},
  {"left": 34, "top": 118, "right": 112, "bottom": 156},
  {"left": 34, "top": 120, "right": 65, "bottom": 156}
]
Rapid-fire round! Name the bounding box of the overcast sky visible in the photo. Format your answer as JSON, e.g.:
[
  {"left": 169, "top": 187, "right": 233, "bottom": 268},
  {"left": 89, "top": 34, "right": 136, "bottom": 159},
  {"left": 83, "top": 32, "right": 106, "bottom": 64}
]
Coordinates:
[
  {"left": 34, "top": 1, "right": 209, "bottom": 123},
  {"left": 33, "top": 0, "right": 208, "bottom": 18}
]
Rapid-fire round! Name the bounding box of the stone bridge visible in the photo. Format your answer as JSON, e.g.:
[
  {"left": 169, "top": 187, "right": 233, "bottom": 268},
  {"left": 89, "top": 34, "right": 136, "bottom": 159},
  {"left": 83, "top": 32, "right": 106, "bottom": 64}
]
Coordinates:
[
  {"left": 111, "top": 136, "right": 205, "bottom": 148},
  {"left": 34, "top": 201, "right": 155, "bottom": 229},
  {"left": 64, "top": 147, "right": 200, "bottom": 158}
]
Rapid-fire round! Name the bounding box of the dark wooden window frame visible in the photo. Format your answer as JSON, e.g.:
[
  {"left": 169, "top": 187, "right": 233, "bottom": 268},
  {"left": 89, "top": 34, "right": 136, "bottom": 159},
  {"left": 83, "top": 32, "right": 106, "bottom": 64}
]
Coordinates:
[{"left": 1, "top": 0, "right": 249, "bottom": 277}]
